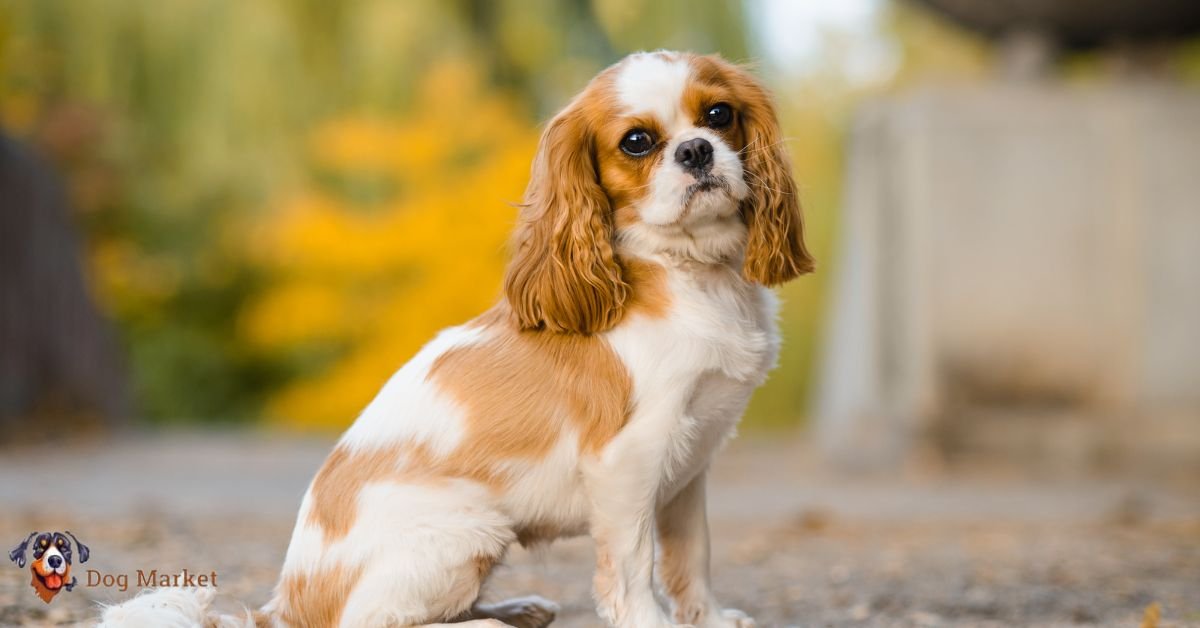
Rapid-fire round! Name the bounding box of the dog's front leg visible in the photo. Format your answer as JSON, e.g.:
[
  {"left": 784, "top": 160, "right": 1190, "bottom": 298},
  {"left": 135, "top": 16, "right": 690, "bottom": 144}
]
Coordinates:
[
  {"left": 585, "top": 436, "right": 678, "bottom": 627},
  {"left": 657, "top": 471, "right": 754, "bottom": 628}
]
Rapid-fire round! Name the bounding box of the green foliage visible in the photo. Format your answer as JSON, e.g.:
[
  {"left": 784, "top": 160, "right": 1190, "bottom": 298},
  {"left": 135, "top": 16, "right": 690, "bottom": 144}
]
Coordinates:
[{"left": 0, "top": 0, "right": 767, "bottom": 427}]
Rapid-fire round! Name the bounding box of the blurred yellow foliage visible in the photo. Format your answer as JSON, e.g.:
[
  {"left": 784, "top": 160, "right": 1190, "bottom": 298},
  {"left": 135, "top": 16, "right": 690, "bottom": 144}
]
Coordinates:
[
  {"left": 1140, "top": 602, "right": 1161, "bottom": 628},
  {"left": 91, "top": 240, "right": 182, "bottom": 316},
  {"left": 241, "top": 61, "right": 537, "bottom": 428}
]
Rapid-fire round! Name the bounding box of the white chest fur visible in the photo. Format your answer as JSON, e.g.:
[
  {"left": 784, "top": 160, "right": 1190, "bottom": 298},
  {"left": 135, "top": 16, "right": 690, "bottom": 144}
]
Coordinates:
[{"left": 604, "top": 259, "right": 781, "bottom": 501}]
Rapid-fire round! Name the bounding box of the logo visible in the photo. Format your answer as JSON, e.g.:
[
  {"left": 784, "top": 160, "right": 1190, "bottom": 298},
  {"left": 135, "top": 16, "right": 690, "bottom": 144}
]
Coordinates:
[{"left": 8, "top": 531, "right": 90, "bottom": 604}]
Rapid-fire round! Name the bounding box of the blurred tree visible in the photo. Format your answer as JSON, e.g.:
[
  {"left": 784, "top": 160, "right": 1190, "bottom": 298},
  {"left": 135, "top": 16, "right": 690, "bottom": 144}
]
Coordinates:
[
  {"left": 0, "top": 130, "right": 129, "bottom": 437},
  {"left": 241, "top": 63, "right": 536, "bottom": 428},
  {"left": 0, "top": 0, "right": 754, "bottom": 428}
]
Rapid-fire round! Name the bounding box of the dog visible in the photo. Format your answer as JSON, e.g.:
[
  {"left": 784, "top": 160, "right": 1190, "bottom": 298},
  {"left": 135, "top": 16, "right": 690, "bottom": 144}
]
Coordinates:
[
  {"left": 10, "top": 531, "right": 89, "bottom": 603},
  {"left": 100, "top": 50, "right": 812, "bottom": 628}
]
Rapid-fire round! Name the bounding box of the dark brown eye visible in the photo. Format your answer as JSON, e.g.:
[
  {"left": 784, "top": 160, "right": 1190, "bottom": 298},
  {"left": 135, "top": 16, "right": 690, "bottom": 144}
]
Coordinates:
[
  {"left": 619, "top": 130, "right": 655, "bottom": 157},
  {"left": 706, "top": 103, "right": 733, "bottom": 128}
]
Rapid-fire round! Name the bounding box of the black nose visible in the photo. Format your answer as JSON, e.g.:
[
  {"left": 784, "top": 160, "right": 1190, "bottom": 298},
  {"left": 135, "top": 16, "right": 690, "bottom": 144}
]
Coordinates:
[
  {"left": 674, "top": 138, "right": 713, "bottom": 172},
  {"left": 47, "top": 555, "right": 62, "bottom": 568}
]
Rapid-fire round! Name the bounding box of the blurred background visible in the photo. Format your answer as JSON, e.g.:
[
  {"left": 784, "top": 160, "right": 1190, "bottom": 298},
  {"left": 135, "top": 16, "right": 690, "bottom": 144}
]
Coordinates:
[
  {"left": 2, "top": 1, "right": 1199, "bottom": 626},
  {"left": 0, "top": 0, "right": 980, "bottom": 434}
]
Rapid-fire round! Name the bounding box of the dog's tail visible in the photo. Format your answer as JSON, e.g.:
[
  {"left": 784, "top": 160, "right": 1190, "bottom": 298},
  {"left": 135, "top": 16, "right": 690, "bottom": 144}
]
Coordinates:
[{"left": 97, "top": 587, "right": 270, "bottom": 628}]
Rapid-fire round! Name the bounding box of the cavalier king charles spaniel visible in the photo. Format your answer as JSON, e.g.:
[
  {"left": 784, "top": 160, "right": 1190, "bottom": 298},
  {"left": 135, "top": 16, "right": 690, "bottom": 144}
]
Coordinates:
[{"left": 102, "top": 50, "right": 812, "bottom": 628}]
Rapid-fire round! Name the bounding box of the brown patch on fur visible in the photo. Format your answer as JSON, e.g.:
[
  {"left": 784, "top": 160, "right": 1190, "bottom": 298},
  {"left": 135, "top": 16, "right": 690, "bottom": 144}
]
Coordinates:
[
  {"left": 514, "top": 521, "right": 571, "bottom": 548},
  {"left": 307, "top": 440, "right": 503, "bottom": 542},
  {"left": 429, "top": 313, "right": 632, "bottom": 461},
  {"left": 276, "top": 564, "right": 363, "bottom": 628},
  {"left": 307, "top": 303, "right": 633, "bottom": 541},
  {"left": 600, "top": 113, "right": 667, "bottom": 231},
  {"left": 622, "top": 258, "right": 671, "bottom": 318},
  {"left": 504, "top": 69, "right": 630, "bottom": 335},
  {"left": 613, "top": 203, "right": 641, "bottom": 231},
  {"left": 681, "top": 63, "right": 745, "bottom": 155},
  {"left": 307, "top": 446, "right": 398, "bottom": 541}
]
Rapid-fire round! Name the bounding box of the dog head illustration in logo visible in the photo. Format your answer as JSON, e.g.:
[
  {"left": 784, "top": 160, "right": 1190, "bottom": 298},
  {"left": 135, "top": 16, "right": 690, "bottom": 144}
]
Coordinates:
[{"left": 9, "top": 531, "right": 89, "bottom": 603}]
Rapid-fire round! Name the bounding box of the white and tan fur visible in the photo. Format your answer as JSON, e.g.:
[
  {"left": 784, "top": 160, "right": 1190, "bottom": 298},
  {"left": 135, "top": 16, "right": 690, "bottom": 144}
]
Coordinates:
[{"left": 100, "top": 50, "right": 813, "bottom": 628}]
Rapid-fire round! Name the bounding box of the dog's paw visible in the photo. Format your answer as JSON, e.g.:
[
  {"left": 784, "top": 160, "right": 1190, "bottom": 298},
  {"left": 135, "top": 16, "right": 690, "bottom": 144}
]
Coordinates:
[
  {"left": 672, "top": 605, "right": 752, "bottom": 628},
  {"left": 475, "top": 595, "right": 559, "bottom": 628},
  {"left": 711, "top": 608, "right": 755, "bottom": 628}
]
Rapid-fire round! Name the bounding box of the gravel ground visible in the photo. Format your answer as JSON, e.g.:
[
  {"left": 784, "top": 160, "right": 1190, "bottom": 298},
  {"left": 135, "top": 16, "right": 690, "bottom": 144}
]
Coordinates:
[{"left": 2, "top": 433, "right": 1198, "bottom": 627}]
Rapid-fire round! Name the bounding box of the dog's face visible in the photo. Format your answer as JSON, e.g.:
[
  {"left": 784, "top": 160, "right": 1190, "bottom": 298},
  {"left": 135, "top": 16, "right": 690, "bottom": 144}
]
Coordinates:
[
  {"left": 30, "top": 533, "right": 72, "bottom": 602},
  {"left": 10, "top": 531, "right": 88, "bottom": 603},
  {"left": 596, "top": 55, "right": 751, "bottom": 230},
  {"left": 504, "top": 51, "right": 813, "bottom": 334}
]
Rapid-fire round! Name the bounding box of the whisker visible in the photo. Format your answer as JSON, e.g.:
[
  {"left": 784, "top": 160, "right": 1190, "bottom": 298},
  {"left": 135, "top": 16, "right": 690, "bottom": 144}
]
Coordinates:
[
  {"left": 736, "top": 137, "right": 763, "bottom": 155},
  {"left": 737, "top": 137, "right": 797, "bottom": 156},
  {"left": 742, "top": 170, "right": 791, "bottom": 196},
  {"left": 609, "top": 181, "right": 656, "bottom": 193}
]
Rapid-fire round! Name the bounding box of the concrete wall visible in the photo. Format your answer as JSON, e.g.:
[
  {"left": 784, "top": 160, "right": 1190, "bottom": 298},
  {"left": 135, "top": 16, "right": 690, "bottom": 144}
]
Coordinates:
[{"left": 815, "top": 82, "right": 1200, "bottom": 470}]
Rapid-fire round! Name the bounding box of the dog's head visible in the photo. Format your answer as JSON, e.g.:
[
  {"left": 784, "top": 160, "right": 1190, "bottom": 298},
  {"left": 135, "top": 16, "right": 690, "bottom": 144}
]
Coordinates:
[
  {"left": 10, "top": 531, "right": 88, "bottom": 603},
  {"left": 504, "top": 51, "right": 813, "bottom": 334}
]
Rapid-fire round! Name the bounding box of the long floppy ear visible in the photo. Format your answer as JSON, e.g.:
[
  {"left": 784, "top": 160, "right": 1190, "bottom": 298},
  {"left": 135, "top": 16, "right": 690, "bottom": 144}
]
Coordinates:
[
  {"left": 64, "top": 531, "right": 88, "bottom": 563},
  {"left": 735, "top": 66, "right": 814, "bottom": 285},
  {"left": 9, "top": 532, "right": 36, "bottom": 568},
  {"left": 503, "top": 106, "right": 628, "bottom": 334}
]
